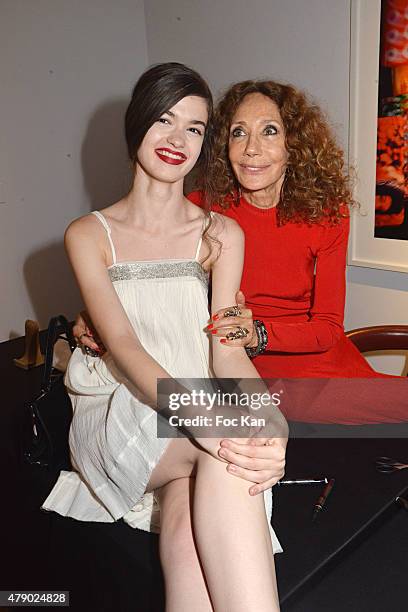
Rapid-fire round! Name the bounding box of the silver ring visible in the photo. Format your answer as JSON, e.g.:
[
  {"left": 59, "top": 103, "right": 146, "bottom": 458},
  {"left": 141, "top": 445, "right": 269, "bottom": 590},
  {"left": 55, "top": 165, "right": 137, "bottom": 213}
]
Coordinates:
[
  {"left": 224, "top": 306, "right": 242, "bottom": 318},
  {"left": 84, "top": 346, "right": 99, "bottom": 357},
  {"left": 226, "top": 326, "right": 249, "bottom": 340}
]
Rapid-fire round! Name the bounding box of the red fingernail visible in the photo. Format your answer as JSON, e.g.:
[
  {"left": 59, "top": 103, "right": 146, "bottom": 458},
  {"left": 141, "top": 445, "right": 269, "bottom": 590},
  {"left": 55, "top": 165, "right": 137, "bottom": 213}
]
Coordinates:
[
  {"left": 207, "top": 323, "right": 214, "bottom": 330},
  {"left": 220, "top": 338, "right": 227, "bottom": 344},
  {"left": 211, "top": 330, "right": 217, "bottom": 335},
  {"left": 212, "top": 314, "right": 219, "bottom": 321}
]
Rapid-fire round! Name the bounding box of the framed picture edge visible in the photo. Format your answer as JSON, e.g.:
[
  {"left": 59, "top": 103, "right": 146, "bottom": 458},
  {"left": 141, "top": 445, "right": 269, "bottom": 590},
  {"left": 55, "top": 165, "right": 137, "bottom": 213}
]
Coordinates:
[{"left": 348, "top": 0, "right": 408, "bottom": 273}]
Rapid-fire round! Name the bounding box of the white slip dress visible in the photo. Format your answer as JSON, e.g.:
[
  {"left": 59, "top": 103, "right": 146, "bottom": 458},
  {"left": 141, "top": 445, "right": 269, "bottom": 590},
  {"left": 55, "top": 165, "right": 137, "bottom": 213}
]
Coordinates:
[{"left": 42, "top": 210, "right": 282, "bottom": 553}]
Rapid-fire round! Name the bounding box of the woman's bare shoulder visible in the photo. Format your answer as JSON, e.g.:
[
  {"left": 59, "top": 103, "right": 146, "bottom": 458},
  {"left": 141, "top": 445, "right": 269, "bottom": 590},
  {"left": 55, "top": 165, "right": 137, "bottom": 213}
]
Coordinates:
[
  {"left": 64, "top": 213, "right": 112, "bottom": 270},
  {"left": 210, "top": 212, "right": 243, "bottom": 242},
  {"left": 65, "top": 212, "right": 102, "bottom": 239}
]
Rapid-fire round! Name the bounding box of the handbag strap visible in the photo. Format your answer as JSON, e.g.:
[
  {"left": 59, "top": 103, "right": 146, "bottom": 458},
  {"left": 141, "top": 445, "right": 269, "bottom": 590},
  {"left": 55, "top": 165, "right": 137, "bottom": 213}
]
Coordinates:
[{"left": 41, "top": 315, "right": 76, "bottom": 393}]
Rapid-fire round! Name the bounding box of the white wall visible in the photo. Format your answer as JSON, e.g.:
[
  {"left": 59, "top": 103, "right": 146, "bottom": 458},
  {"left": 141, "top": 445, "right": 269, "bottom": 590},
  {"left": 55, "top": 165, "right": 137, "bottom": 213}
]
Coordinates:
[
  {"left": 145, "top": 0, "right": 408, "bottom": 374},
  {"left": 145, "top": 0, "right": 350, "bottom": 147},
  {"left": 0, "top": 0, "right": 148, "bottom": 340}
]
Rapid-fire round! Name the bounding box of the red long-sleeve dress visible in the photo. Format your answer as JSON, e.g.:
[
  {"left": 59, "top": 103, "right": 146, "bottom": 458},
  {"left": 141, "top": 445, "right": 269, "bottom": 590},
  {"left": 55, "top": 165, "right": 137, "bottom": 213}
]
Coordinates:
[{"left": 189, "top": 192, "right": 408, "bottom": 424}]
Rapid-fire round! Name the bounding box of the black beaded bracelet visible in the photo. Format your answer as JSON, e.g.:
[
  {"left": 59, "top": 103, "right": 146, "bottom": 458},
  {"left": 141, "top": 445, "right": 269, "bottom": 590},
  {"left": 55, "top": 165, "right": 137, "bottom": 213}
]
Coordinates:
[{"left": 245, "top": 320, "right": 268, "bottom": 358}]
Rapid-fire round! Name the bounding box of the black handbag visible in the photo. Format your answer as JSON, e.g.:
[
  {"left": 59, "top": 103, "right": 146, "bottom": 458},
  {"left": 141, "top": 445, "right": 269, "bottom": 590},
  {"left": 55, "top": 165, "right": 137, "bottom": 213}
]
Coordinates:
[{"left": 23, "top": 315, "right": 76, "bottom": 469}]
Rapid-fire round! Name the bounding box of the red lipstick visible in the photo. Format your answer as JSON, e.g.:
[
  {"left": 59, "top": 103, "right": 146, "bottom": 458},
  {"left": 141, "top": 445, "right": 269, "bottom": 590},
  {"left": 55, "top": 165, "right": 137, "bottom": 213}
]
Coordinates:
[{"left": 155, "top": 148, "right": 187, "bottom": 165}]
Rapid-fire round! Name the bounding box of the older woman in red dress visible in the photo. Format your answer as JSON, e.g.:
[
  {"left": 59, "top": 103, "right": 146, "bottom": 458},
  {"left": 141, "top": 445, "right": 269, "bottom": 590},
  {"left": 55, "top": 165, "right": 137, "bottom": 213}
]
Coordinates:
[{"left": 195, "top": 79, "right": 407, "bottom": 425}]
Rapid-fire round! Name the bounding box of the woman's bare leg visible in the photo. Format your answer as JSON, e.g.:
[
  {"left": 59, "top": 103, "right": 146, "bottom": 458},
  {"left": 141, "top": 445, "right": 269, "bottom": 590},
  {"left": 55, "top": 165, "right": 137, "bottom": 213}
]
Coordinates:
[
  {"left": 193, "top": 450, "right": 279, "bottom": 612},
  {"left": 147, "top": 438, "right": 280, "bottom": 612},
  {"left": 157, "top": 478, "right": 213, "bottom": 612}
]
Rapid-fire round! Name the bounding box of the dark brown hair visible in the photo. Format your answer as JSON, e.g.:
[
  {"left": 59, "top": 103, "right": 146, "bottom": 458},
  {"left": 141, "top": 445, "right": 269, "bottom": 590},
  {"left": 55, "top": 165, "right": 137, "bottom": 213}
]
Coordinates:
[{"left": 206, "top": 80, "right": 355, "bottom": 223}]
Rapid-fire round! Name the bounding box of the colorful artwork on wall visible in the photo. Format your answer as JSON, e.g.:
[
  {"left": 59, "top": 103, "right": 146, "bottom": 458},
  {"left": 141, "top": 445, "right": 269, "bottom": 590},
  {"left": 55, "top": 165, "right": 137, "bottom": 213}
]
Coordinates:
[
  {"left": 348, "top": 0, "right": 408, "bottom": 272},
  {"left": 375, "top": 0, "right": 408, "bottom": 240}
]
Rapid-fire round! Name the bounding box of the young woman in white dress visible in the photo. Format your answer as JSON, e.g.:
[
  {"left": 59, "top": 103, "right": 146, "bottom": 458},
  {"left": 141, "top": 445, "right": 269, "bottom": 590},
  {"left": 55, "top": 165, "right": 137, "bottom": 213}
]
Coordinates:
[{"left": 43, "top": 63, "right": 287, "bottom": 612}]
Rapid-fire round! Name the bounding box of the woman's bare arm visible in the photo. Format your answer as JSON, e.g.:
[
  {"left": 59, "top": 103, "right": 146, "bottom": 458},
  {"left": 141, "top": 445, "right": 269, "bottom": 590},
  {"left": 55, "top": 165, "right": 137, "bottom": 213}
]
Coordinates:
[
  {"left": 210, "top": 215, "right": 288, "bottom": 442},
  {"left": 210, "top": 216, "right": 263, "bottom": 378}
]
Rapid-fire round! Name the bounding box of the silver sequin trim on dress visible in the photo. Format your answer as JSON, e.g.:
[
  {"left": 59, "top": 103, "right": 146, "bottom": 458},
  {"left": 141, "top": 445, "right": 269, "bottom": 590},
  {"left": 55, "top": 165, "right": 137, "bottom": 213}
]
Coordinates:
[{"left": 108, "top": 260, "right": 209, "bottom": 287}]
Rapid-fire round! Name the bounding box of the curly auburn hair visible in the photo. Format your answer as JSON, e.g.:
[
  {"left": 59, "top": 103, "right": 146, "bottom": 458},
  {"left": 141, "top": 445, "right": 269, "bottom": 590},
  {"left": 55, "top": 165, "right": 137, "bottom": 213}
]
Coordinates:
[{"left": 205, "top": 80, "right": 355, "bottom": 223}]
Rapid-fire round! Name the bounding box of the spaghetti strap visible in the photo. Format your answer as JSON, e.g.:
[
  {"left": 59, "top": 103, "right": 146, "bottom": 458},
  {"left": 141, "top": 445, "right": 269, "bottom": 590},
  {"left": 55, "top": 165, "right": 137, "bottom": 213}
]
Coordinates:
[
  {"left": 91, "top": 210, "right": 117, "bottom": 265},
  {"left": 194, "top": 213, "right": 213, "bottom": 262}
]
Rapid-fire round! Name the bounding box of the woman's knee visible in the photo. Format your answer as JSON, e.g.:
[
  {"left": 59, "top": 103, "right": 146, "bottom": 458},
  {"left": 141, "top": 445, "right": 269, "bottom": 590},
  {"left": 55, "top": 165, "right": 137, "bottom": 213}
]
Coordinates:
[{"left": 195, "top": 446, "right": 262, "bottom": 500}]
